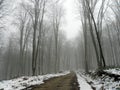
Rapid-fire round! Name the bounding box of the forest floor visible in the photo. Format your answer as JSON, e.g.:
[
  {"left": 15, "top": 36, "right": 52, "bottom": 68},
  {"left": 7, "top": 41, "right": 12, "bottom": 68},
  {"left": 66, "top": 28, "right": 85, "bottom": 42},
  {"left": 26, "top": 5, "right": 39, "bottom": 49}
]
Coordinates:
[{"left": 31, "top": 72, "right": 79, "bottom": 90}]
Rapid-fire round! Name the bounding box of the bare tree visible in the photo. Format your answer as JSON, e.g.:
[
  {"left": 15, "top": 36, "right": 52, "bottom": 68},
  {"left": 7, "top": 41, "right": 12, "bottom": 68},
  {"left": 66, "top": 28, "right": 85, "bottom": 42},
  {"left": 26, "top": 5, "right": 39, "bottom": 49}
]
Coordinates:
[
  {"left": 25, "top": 0, "right": 47, "bottom": 75},
  {"left": 51, "top": 1, "right": 63, "bottom": 72},
  {"left": 77, "top": 0, "right": 109, "bottom": 72}
]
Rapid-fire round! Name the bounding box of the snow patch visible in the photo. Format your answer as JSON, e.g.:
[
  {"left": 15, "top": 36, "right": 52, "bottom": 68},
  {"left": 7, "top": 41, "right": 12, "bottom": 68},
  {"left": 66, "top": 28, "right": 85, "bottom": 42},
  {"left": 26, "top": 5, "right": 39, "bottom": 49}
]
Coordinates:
[
  {"left": 0, "top": 71, "right": 70, "bottom": 90},
  {"left": 104, "top": 68, "right": 120, "bottom": 75},
  {"left": 76, "top": 73, "right": 93, "bottom": 90},
  {"left": 77, "top": 69, "right": 120, "bottom": 90}
]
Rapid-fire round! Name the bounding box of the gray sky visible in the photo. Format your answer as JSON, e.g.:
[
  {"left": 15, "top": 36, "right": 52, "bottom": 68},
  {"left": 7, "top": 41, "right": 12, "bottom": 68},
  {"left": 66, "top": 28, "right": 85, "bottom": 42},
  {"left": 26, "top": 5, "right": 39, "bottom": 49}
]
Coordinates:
[
  {"left": 63, "top": 0, "right": 81, "bottom": 39},
  {"left": 6, "top": 0, "right": 81, "bottom": 40}
]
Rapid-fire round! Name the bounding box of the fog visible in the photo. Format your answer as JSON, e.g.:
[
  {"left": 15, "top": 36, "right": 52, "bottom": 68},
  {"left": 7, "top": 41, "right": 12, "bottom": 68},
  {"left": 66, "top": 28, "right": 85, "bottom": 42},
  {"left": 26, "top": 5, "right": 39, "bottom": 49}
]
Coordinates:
[{"left": 0, "top": 0, "right": 120, "bottom": 82}]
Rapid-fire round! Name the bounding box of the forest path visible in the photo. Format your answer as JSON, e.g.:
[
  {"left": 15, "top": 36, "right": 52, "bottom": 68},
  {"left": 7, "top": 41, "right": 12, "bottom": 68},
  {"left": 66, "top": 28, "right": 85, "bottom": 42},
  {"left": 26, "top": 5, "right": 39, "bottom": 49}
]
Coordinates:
[{"left": 31, "top": 72, "right": 79, "bottom": 90}]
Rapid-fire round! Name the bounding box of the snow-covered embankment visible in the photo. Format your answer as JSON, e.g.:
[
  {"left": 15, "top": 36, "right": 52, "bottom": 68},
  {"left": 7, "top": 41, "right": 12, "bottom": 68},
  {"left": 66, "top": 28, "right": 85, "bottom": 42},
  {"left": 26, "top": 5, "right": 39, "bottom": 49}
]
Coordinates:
[
  {"left": 0, "top": 71, "right": 70, "bottom": 90},
  {"left": 76, "top": 72, "right": 93, "bottom": 90}
]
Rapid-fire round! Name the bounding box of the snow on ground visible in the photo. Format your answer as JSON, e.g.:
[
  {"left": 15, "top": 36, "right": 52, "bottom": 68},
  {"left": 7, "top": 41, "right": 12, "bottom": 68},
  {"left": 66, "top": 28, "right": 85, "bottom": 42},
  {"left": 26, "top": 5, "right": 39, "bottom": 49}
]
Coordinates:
[
  {"left": 91, "top": 73, "right": 120, "bottom": 90},
  {"left": 104, "top": 68, "right": 120, "bottom": 75},
  {"left": 102, "top": 68, "right": 120, "bottom": 90},
  {"left": 76, "top": 72, "right": 93, "bottom": 90},
  {"left": 77, "top": 68, "right": 120, "bottom": 90},
  {"left": 77, "top": 71, "right": 103, "bottom": 90},
  {"left": 0, "top": 71, "right": 70, "bottom": 90}
]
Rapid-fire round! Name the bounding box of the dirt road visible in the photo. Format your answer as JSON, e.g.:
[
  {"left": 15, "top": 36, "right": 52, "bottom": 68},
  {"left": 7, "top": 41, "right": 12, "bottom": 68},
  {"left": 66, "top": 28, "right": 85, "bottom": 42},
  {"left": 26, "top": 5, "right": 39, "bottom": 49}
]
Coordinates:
[{"left": 31, "top": 72, "right": 79, "bottom": 90}]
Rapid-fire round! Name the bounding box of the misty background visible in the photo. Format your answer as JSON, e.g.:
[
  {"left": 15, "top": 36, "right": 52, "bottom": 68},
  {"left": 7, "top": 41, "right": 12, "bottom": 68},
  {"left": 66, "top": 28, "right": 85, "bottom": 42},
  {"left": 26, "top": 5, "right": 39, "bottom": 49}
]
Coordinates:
[{"left": 0, "top": 0, "right": 120, "bottom": 81}]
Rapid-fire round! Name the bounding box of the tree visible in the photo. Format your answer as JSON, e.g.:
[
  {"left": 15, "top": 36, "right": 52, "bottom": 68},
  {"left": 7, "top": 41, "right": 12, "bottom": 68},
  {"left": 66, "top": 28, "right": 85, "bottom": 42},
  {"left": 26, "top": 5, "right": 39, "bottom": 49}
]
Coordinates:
[
  {"left": 25, "top": 0, "right": 47, "bottom": 75},
  {"left": 51, "top": 0, "right": 63, "bottom": 72},
  {"left": 77, "top": 0, "right": 108, "bottom": 72}
]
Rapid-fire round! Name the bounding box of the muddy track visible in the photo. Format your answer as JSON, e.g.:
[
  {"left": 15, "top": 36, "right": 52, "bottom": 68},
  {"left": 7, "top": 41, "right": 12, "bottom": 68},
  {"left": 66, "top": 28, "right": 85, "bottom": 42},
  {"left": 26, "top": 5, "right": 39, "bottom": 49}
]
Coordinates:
[{"left": 31, "top": 72, "right": 79, "bottom": 90}]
